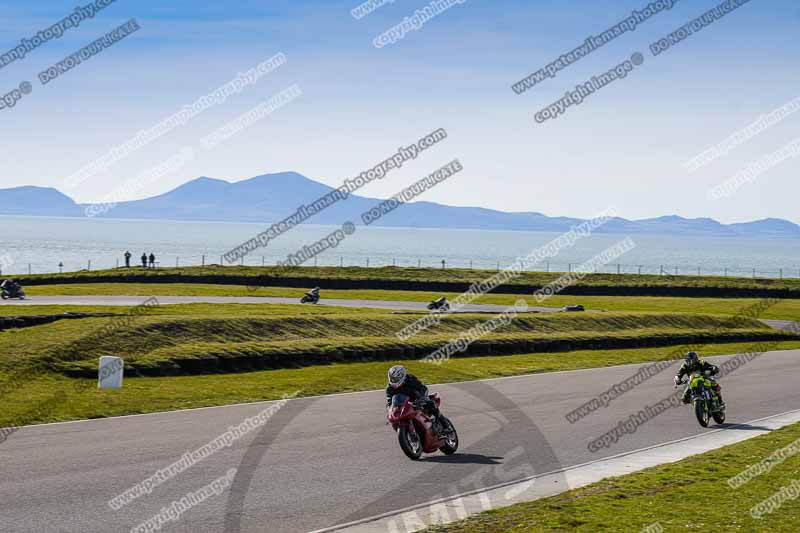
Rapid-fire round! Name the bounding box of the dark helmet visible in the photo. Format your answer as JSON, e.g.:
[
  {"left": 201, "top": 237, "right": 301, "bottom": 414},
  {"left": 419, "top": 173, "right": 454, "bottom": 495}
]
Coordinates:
[{"left": 685, "top": 351, "right": 699, "bottom": 364}]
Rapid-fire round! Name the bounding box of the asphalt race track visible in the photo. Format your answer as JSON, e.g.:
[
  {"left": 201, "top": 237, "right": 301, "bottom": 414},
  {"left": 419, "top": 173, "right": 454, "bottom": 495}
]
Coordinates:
[
  {"left": 2, "top": 349, "right": 799, "bottom": 532},
  {"left": 0, "top": 294, "right": 564, "bottom": 313}
]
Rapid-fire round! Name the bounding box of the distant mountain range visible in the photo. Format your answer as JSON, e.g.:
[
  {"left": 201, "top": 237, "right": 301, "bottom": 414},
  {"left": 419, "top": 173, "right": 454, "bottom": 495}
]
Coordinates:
[{"left": 1, "top": 172, "right": 799, "bottom": 238}]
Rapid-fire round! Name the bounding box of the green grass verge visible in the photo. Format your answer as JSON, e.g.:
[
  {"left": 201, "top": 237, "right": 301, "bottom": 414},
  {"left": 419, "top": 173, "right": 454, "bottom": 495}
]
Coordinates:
[
  {"left": 3, "top": 341, "right": 800, "bottom": 427},
  {"left": 0, "top": 301, "right": 386, "bottom": 317},
  {"left": 426, "top": 421, "right": 800, "bottom": 532}
]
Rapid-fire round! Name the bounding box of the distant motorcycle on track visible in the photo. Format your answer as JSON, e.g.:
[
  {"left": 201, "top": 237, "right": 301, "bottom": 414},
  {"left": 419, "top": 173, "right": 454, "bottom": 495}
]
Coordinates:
[
  {"left": 427, "top": 297, "right": 450, "bottom": 312},
  {"left": 0, "top": 280, "right": 25, "bottom": 300},
  {"left": 300, "top": 287, "right": 320, "bottom": 304}
]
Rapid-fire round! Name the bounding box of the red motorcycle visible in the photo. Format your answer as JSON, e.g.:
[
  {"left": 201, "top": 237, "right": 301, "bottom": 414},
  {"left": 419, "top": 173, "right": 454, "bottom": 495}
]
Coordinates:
[{"left": 387, "top": 393, "right": 458, "bottom": 460}]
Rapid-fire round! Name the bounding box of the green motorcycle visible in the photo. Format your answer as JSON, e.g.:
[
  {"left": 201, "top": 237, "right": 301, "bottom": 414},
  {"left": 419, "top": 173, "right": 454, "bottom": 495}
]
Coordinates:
[{"left": 676, "top": 372, "right": 726, "bottom": 427}]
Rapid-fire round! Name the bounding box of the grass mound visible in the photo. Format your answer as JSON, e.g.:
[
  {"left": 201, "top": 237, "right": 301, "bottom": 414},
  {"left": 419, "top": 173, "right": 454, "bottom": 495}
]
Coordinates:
[{"left": 30, "top": 312, "right": 791, "bottom": 376}]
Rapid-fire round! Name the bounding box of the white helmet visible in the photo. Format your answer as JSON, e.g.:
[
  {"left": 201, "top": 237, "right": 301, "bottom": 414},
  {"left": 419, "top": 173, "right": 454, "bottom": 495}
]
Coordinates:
[{"left": 388, "top": 365, "right": 407, "bottom": 388}]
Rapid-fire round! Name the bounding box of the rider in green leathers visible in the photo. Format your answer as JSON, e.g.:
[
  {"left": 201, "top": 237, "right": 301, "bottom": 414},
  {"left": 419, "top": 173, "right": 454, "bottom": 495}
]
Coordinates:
[{"left": 674, "top": 351, "right": 724, "bottom": 406}]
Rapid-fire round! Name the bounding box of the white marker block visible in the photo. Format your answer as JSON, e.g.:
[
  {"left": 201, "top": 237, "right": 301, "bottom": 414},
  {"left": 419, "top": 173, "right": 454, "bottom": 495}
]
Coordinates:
[{"left": 98, "top": 356, "right": 124, "bottom": 389}]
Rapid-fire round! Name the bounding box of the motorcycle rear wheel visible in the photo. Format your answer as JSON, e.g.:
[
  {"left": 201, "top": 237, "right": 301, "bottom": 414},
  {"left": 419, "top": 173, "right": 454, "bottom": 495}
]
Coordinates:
[
  {"left": 695, "top": 401, "right": 710, "bottom": 427},
  {"left": 438, "top": 416, "right": 458, "bottom": 455},
  {"left": 398, "top": 426, "right": 423, "bottom": 460},
  {"left": 0, "top": 293, "right": 7, "bottom": 300}
]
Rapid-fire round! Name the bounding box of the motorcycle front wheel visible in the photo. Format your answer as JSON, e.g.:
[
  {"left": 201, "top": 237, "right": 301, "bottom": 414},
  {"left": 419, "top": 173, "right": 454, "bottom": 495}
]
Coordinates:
[
  {"left": 695, "top": 401, "right": 710, "bottom": 427},
  {"left": 398, "top": 426, "right": 423, "bottom": 460},
  {"left": 438, "top": 416, "right": 459, "bottom": 455},
  {"left": 0, "top": 293, "right": 7, "bottom": 300}
]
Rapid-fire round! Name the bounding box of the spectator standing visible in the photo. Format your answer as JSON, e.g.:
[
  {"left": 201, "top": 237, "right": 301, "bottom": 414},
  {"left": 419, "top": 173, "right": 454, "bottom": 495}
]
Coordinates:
[
  {"left": 149, "top": 253, "right": 156, "bottom": 268},
  {"left": 124, "top": 251, "right": 132, "bottom": 268},
  {"left": 141, "top": 253, "right": 147, "bottom": 268}
]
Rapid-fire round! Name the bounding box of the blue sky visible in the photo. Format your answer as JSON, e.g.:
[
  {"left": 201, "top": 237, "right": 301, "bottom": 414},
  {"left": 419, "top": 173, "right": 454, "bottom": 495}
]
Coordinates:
[{"left": 0, "top": 0, "right": 797, "bottom": 222}]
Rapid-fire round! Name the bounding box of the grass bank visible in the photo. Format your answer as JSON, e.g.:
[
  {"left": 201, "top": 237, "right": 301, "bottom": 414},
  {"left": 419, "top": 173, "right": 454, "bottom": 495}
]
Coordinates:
[
  {"left": 427, "top": 421, "right": 800, "bottom": 532},
  {"left": 1, "top": 308, "right": 788, "bottom": 376}
]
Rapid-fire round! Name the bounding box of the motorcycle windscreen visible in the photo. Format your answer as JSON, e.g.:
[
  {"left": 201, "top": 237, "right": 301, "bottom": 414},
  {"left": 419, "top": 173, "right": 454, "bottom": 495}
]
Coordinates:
[{"left": 391, "top": 393, "right": 409, "bottom": 414}]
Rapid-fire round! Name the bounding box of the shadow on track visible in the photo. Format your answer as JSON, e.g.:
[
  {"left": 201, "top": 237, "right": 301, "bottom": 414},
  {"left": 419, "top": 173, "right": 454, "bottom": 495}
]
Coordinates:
[
  {"left": 422, "top": 453, "right": 504, "bottom": 465},
  {"left": 717, "top": 423, "right": 772, "bottom": 431}
]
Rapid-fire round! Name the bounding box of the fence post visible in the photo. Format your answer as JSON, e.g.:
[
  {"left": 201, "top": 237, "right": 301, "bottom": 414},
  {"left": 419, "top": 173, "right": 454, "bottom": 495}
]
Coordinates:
[
  {"left": 617, "top": 264, "right": 621, "bottom": 275},
  {"left": 240, "top": 256, "right": 244, "bottom": 266},
  {"left": 698, "top": 266, "right": 701, "bottom": 276},
  {"left": 202, "top": 255, "right": 205, "bottom": 267},
  {"left": 220, "top": 255, "right": 223, "bottom": 265},
  {"left": 28, "top": 264, "right": 31, "bottom": 275},
  {"left": 496, "top": 261, "right": 499, "bottom": 272},
  {"left": 176, "top": 257, "right": 179, "bottom": 268},
  {"left": 674, "top": 266, "right": 678, "bottom": 276},
  {"left": 88, "top": 260, "right": 91, "bottom": 271},
  {"left": 638, "top": 265, "right": 642, "bottom": 275},
  {"left": 417, "top": 259, "right": 421, "bottom": 268},
  {"left": 367, "top": 258, "right": 370, "bottom": 267},
  {"left": 753, "top": 268, "right": 756, "bottom": 278},
  {"left": 340, "top": 257, "right": 343, "bottom": 267},
  {"left": 469, "top": 260, "right": 473, "bottom": 270},
  {"left": 660, "top": 265, "right": 663, "bottom": 276},
  {"left": 116, "top": 259, "right": 119, "bottom": 269},
  {"left": 724, "top": 267, "right": 728, "bottom": 277},
  {"left": 780, "top": 268, "right": 783, "bottom": 279},
  {"left": 568, "top": 263, "right": 572, "bottom": 273}
]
